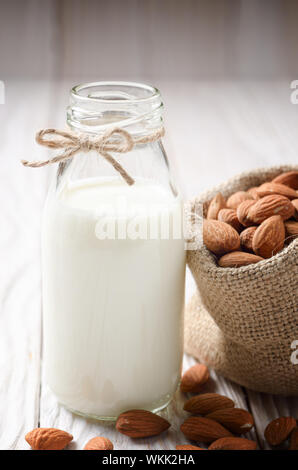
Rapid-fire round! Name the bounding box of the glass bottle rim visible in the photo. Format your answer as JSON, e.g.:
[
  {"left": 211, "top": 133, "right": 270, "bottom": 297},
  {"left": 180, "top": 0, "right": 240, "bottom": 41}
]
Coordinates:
[
  {"left": 71, "top": 81, "right": 161, "bottom": 104},
  {"left": 67, "top": 81, "right": 164, "bottom": 134}
]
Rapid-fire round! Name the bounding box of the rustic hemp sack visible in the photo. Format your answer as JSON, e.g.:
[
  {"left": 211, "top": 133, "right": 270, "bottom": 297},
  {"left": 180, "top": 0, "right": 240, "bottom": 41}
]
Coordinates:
[{"left": 186, "top": 165, "right": 298, "bottom": 395}]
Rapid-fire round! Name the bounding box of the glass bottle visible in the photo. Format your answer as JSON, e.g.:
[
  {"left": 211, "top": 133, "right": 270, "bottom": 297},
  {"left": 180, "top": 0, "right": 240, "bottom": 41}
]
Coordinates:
[{"left": 42, "top": 82, "right": 186, "bottom": 420}]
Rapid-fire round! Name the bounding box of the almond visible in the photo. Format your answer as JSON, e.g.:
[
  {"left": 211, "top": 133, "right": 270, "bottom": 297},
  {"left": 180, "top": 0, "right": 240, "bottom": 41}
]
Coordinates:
[
  {"left": 247, "top": 187, "right": 260, "bottom": 200},
  {"left": 203, "top": 220, "right": 240, "bottom": 255},
  {"left": 218, "top": 251, "right": 263, "bottom": 268},
  {"left": 206, "top": 408, "right": 254, "bottom": 434},
  {"left": 292, "top": 199, "right": 298, "bottom": 220},
  {"left": 208, "top": 437, "right": 257, "bottom": 450},
  {"left": 236, "top": 200, "right": 256, "bottom": 226},
  {"left": 184, "top": 393, "right": 234, "bottom": 415},
  {"left": 84, "top": 437, "right": 114, "bottom": 450},
  {"left": 25, "top": 428, "right": 73, "bottom": 450},
  {"left": 264, "top": 417, "right": 297, "bottom": 446},
  {"left": 181, "top": 417, "right": 233, "bottom": 443},
  {"left": 116, "top": 410, "right": 170, "bottom": 438},
  {"left": 289, "top": 427, "right": 298, "bottom": 450},
  {"left": 252, "top": 215, "right": 285, "bottom": 258},
  {"left": 207, "top": 193, "right": 226, "bottom": 220},
  {"left": 256, "top": 182, "right": 298, "bottom": 200},
  {"left": 285, "top": 220, "right": 298, "bottom": 238},
  {"left": 227, "top": 191, "right": 254, "bottom": 210},
  {"left": 272, "top": 171, "right": 298, "bottom": 190},
  {"left": 240, "top": 226, "right": 257, "bottom": 252},
  {"left": 180, "top": 364, "right": 209, "bottom": 393},
  {"left": 247, "top": 194, "right": 294, "bottom": 223},
  {"left": 176, "top": 445, "right": 205, "bottom": 450},
  {"left": 218, "top": 208, "right": 242, "bottom": 232}
]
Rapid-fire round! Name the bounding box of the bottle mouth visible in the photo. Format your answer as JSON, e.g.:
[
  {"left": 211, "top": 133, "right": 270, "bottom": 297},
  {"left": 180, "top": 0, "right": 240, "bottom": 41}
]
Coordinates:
[
  {"left": 71, "top": 81, "right": 161, "bottom": 103},
  {"left": 68, "top": 81, "right": 163, "bottom": 134}
]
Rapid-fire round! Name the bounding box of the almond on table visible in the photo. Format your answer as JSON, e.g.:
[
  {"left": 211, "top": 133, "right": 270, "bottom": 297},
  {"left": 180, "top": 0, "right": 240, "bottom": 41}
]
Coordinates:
[
  {"left": 183, "top": 393, "right": 234, "bottom": 415},
  {"left": 209, "top": 437, "right": 257, "bottom": 450},
  {"left": 25, "top": 428, "right": 73, "bottom": 450},
  {"left": 206, "top": 408, "right": 254, "bottom": 434},
  {"left": 264, "top": 417, "right": 297, "bottom": 446},
  {"left": 180, "top": 364, "right": 209, "bottom": 393},
  {"left": 116, "top": 409, "right": 170, "bottom": 438},
  {"left": 181, "top": 416, "right": 232, "bottom": 443},
  {"left": 84, "top": 437, "right": 114, "bottom": 450}
]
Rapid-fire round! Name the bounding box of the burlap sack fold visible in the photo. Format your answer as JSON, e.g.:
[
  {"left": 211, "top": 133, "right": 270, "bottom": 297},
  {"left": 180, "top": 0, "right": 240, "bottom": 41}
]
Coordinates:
[{"left": 186, "top": 165, "right": 298, "bottom": 395}]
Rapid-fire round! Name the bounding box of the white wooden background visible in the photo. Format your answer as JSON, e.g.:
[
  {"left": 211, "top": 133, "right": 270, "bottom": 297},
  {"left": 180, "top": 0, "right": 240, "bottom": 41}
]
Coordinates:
[
  {"left": 0, "top": 79, "right": 297, "bottom": 450},
  {"left": 1, "top": 0, "right": 298, "bottom": 82}
]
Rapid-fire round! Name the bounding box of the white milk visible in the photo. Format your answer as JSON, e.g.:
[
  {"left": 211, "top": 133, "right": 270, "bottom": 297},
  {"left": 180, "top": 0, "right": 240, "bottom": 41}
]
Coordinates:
[{"left": 42, "top": 177, "right": 186, "bottom": 418}]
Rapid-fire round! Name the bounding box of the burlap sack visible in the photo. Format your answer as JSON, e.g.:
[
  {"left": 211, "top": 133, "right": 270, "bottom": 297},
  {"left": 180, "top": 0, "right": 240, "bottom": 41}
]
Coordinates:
[{"left": 186, "top": 165, "right": 298, "bottom": 395}]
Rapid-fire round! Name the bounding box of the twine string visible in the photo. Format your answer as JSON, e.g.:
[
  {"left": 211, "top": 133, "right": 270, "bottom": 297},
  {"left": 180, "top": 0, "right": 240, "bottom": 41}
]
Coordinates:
[{"left": 21, "top": 126, "right": 165, "bottom": 186}]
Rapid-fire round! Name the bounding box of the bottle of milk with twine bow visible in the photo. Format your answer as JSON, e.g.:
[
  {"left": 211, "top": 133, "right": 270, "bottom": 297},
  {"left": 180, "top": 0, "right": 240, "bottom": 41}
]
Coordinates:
[{"left": 23, "top": 81, "right": 186, "bottom": 419}]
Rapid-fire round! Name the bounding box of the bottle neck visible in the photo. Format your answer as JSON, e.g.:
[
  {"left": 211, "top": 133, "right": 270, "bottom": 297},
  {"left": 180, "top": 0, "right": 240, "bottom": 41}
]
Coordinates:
[{"left": 67, "top": 81, "right": 164, "bottom": 137}]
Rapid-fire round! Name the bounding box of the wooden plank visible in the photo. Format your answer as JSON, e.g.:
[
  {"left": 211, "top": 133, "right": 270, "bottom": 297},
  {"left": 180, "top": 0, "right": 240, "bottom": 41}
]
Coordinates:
[{"left": 0, "top": 81, "right": 54, "bottom": 449}]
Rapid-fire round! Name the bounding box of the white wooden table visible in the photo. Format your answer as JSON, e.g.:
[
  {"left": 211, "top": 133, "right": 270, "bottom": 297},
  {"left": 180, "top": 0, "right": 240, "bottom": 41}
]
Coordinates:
[{"left": 1, "top": 80, "right": 297, "bottom": 450}]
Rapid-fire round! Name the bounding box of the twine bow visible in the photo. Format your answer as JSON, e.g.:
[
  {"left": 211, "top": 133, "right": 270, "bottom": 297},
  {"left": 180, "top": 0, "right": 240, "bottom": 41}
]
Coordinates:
[{"left": 21, "top": 126, "right": 165, "bottom": 186}]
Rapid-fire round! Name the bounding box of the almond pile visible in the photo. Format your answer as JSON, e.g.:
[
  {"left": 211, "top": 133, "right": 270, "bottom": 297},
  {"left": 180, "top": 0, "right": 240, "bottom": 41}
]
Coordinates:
[
  {"left": 179, "top": 364, "right": 257, "bottom": 450},
  {"left": 24, "top": 363, "right": 297, "bottom": 451},
  {"left": 115, "top": 409, "right": 170, "bottom": 438},
  {"left": 203, "top": 171, "right": 298, "bottom": 267}
]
